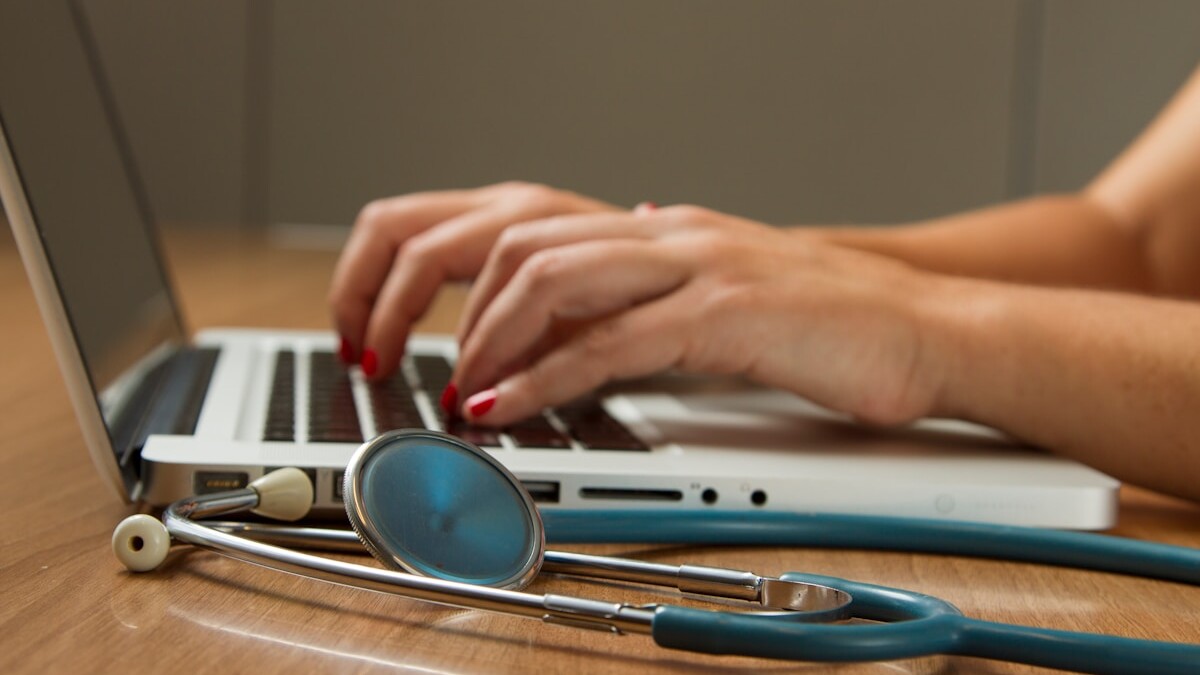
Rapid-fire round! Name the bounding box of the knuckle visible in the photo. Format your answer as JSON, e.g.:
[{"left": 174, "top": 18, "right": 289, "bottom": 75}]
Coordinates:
[
  {"left": 579, "top": 321, "right": 621, "bottom": 360},
  {"left": 515, "top": 249, "right": 570, "bottom": 293},
  {"left": 515, "top": 362, "right": 553, "bottom": 398},
  {"left": 326, "top": 285, "right": 349, "bottom": 312},
  {"left": 328, "top": 295, "right": 357, "bottom": 327},
  {"left": 661, "top": 203, "right": 712, "bottom": 223},
  {"left": 505, "top": 182, "right": 559, "bottom": 210},
  {"left": 681, "top": 232, "right": 729, "bottom": 265},
  {"left": 354, "top": 198, "right": 392, "bottom": 231},
  {"left": 492, "top": 225, "right": 539, "bottom": 268},
  {"left": 492, "top": 179, "right": 535, "bottom": 192},
  {"left": 704, "top": 284, "right": 750, "bottom": 315},
  {"left": 397, "top": 232, "right": 440, "bottom": 266}
]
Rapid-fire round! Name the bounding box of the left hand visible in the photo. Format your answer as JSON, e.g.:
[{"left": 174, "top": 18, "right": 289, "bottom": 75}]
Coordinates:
[{"left": 450, "top": 205, "right": 953, "bottom": 427}]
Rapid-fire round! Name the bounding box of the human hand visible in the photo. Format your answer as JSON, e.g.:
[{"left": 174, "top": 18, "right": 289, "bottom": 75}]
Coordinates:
[
  {"left": 450, "top": 205, "right": 953, "bottom": 427},
  {"left": 328, "top": 181, "right": 617, "bottom": 378}
]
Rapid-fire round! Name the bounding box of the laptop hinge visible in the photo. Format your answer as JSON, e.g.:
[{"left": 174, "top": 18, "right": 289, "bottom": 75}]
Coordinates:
[{"left": 114, "top": 346, "right": 220, "bottom": 471}]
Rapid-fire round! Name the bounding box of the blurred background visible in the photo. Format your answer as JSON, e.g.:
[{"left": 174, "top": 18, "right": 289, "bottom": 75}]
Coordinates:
[{"left": 78, "top": 0, "right": 1200, "bottom": 233}]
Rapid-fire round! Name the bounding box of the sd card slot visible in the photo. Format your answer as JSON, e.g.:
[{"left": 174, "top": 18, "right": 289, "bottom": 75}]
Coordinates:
[{"left": 579, "top": 487, "right": 683, "bottom": 502}]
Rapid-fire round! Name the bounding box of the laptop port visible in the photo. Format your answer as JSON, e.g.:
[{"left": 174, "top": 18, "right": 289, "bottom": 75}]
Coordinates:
[
  {"left": 579, "top": 487, "right": 683, "bottom": 502},
  {"left": 521, "top": 480, "right": 560, "bottom": 504},
  {"left": 193, "top": 471, "right": 248, "bottom": 495}
]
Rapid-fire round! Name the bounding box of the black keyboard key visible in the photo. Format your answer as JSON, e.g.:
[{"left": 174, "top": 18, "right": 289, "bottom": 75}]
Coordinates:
[
  {"left": 575, "top": 432, "right": 648, "bottom": 451},
  {"left": 368, "top": 371, "right": 425, "bottom": 431},
  {"left": 263, "top": 350, "right": 295, "bottom": 441},
  {"left": 445, "top": 420, "right": 503, "bottom": 447},
  {"left": 557, "top": 400, "right": 648, "bottom": 451},
  {"left": 412, "top": 354, "right": 453, "bottom": 393},
  {"left": 308, "top": 351, "right": 363, "bottom": 444},
  {"left": 310, "top": 430, "right": 366, "bottom": 443},
  {"left": 507, "top": 414, "right": 572, "bottom": 449},
  {"left": 264, "top": 425, "right": 296, "bottom": 442}
]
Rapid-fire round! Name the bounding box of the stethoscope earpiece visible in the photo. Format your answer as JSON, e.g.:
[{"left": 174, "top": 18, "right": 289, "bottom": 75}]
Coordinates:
[
  {"left": 113, "top": 466, "right": 315, "bottom": 573},
  {"left": 112, "top": 513, "right": 171, "bottom": 572}
]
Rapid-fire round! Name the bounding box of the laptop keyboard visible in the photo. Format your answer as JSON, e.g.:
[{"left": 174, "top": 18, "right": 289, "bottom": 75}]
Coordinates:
[{"left": 264, "top": 350, "right": 647, "bottom": 451}]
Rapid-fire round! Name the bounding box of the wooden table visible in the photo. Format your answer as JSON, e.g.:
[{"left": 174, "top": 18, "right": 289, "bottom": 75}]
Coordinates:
[{"left": 2, "top": 225, "right": 1199, "bottom": 674}]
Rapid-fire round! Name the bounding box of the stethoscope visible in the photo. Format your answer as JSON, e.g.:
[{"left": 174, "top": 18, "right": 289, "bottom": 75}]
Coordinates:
[{"left": 113, "top": 429, "right": 1200, "bottom": 674}]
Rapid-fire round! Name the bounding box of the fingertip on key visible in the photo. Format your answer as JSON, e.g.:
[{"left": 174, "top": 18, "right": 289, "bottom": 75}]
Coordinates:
[
  {"left": 440, "top": 383, "right": 459, "bottom": 417},
  {"left": 465, "top": 388, "right": 497, "bottom": 419},
  {"left": 361, "top": 348, "right": 379, "bottom": 378},
  {"left": 338, "top": 336, "right": 355, "bottom": 364}
]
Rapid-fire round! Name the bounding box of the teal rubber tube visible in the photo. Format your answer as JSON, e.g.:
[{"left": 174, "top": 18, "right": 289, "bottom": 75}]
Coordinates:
[
  {"left": 652, "top": 573, "right": 966, "bottom": 662},
  {"left": 541, "top": 510, "right": 1200, "bottom": 584},
  {"left": 651, "top": 573, "right": 1200, "bottom": 673}
]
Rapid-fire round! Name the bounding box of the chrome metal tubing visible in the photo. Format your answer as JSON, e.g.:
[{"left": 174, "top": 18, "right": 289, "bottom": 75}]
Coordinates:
[
  {"left": 164, "top": 494, "right": 656, "bottom": 635},
  {"left": 204, "top": 520, "right": 851, "bottom": 616},
  {"left": 542, "top": 551, "right": 762, "bottom": 600},
  {"left": 209, "top": 521, "right": 364, "bottom": 552}
]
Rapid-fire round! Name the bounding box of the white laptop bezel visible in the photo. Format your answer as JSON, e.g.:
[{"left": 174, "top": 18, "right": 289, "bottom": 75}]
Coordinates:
[{"left": 0, "top": 119, "right": 131, "bottom": 502}]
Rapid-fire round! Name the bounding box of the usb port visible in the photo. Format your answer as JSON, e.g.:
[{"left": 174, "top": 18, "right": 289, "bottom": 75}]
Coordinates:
[
  {"left": 333, "top": 471, "right": 345, "bottom": 501},
  {"left": 521, "top": 480, "right": 560, "bottom": 504},
  {"left": 193, "top": 471, "right": 248, "bottom": 495}
]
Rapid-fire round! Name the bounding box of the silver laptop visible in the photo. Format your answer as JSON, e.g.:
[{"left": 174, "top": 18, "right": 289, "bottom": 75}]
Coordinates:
[{"left": 0, "top": 0, "right": 1119, "bottom": 529}]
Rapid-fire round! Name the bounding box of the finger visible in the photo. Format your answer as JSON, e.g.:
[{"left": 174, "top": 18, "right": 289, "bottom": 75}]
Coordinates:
[
  {"left": 461, "top": 294, "right": 689, "bottom": 426},
  {"left": 456, "top": 211, "right": 663, "bottom": 345},
  {"left": 454, "top": 239, "right": 688, "bottom": 400},
  {"left": 360, "top": 203, "right": 530, "bottom": 379},
  {"left": 329, "top": 191, "right": 479, "bottom": 360}
]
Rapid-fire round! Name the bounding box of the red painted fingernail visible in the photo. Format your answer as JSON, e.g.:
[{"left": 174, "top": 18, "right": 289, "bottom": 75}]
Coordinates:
[
  {"left": 466, "top": 389, "right": 497, "bottom": 418},
  {"left": 361, "top": 348, "right": 378, "bottom": 378},
  {"left": 338, "top": 336, "right": 354, "bottom": 364},
  {"left": 634, "top": 201, "right": 658, "bottom": 214},
  {"left": 440, "top": 383, "right": 459, "bottom": 417}
]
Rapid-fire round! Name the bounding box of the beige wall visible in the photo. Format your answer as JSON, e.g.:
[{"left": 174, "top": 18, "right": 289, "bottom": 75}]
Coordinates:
[
  {"left": 84, "top": 1, "right": 1200, "bottom": 230},
  {"left": 84, "top": 0, "right": 249, "bottom": 225},
  {"left": 1033, "top": 0, "right": 1200, "bottom": 192}
]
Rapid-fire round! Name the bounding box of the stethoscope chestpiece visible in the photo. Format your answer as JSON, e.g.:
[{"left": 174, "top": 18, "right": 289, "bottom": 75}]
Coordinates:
[{"left": 343, "top": 429, "right": 546, "bottom": 590}]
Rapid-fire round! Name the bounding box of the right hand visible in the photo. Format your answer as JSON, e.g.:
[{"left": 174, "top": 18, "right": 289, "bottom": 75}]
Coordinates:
[{"left": 328, "top": 181, "right": 617, "bottom": 379}]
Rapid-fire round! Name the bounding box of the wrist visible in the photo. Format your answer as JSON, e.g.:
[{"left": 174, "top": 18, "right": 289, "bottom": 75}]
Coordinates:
[{"left": 907, "top": 272, "right": 1010, "bottom": 423}]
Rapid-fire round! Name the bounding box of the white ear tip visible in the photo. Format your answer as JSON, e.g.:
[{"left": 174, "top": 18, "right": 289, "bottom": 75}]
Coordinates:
[
  {"left": 249, "top": 468, "right": 313, "bottom": 521},
  {"left": 112, "top": 514, "right": 171, "bottom": 572}
]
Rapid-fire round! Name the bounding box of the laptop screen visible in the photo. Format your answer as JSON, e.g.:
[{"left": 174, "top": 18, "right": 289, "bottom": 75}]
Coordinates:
[{"left": 0, "top": 4, "right": 185, "bottom": 431}]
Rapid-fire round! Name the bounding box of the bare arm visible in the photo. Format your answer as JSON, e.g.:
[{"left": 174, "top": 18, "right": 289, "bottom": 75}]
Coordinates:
[
  {"left": 812, "top": 65, "right": 1200, "bottom": 298},
  {"left": 915, "top": 275, "right": 1200, "bottom": 501},
  {"left": 818, "top": 64, "right": 1200, "bottom": 500}
]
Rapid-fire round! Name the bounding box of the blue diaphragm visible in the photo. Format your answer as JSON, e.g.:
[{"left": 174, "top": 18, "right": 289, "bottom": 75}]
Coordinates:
[{"left": 343, "top": 429, "right": 545, "bottom": 589}]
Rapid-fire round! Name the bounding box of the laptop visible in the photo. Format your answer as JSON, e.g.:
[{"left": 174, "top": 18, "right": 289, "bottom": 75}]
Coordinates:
[{"left": 0, "top": 1, "right": 1119, "bottom": 529}]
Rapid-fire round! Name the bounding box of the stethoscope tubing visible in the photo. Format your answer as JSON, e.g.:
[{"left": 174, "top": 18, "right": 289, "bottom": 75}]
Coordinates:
[
  {"left": 146, "top": 491, "right": 1200, "bottom": 673},
  {"left": 205, "top": 515, "right": 1200, "bottom": 673},
  {"left": 655, "top": 573, "right": 1200, "bottom": 674},
  {"left": 542, "top": 510, "right": 1200, "bottom": 585}
]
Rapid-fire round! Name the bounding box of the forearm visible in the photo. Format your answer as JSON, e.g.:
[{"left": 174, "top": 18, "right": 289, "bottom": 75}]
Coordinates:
[
  {"left": 811, "top": 66, "right": 1200, "bottom": 298},
  {"left": 805, "top": 193, "right": 1155, "bottom": 293},
  {"left": 924, "top": 276, "right": 1200, "bottom": 501}
]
